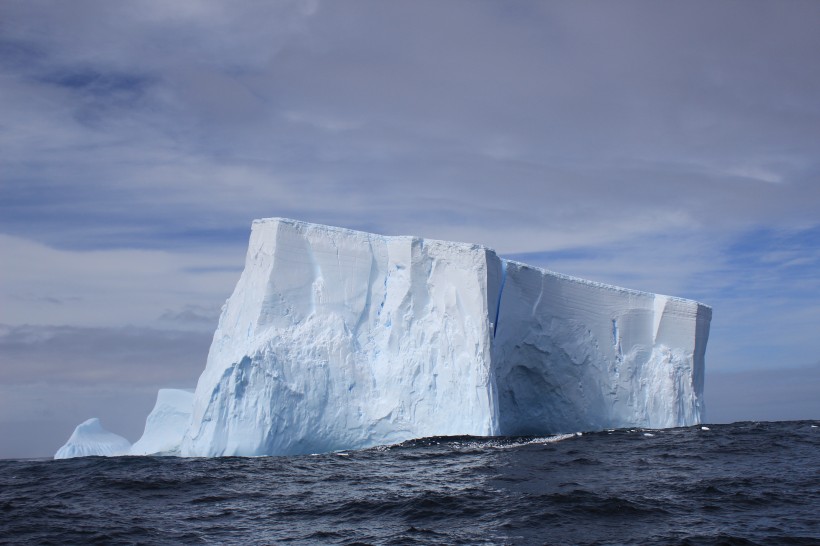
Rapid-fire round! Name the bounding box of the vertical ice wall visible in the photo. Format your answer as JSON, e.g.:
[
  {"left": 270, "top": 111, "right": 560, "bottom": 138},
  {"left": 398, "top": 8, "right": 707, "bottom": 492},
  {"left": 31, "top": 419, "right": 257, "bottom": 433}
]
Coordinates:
[
  {"left": 182, "top": 218, "right": 499, "bottom": 456},
  {"left": 179, "top": 218, "right": 711, "bottom": 457},
  {"left": 490, "top": 262, "right": 711, "bottom": 435}
]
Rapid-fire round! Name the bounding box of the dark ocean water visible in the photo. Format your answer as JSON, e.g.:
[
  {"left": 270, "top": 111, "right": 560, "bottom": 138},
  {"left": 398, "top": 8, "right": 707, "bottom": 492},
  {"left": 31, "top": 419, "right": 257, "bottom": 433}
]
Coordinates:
[{"left": 1, "top": 421, "right": 818, "bottom": 545}]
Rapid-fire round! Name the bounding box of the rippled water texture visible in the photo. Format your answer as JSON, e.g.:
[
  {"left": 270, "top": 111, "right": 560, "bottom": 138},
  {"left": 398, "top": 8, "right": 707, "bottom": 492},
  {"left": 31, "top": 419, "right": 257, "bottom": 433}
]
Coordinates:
[{"left": 1, "top": 421, "right": 818, "bottom": 545}]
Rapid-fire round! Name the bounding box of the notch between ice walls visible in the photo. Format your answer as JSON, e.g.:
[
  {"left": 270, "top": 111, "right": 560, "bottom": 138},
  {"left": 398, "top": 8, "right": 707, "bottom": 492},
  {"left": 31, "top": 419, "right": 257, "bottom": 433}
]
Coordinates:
[{"left": 56, "top": 218, "right": 712, "bottom": 458}]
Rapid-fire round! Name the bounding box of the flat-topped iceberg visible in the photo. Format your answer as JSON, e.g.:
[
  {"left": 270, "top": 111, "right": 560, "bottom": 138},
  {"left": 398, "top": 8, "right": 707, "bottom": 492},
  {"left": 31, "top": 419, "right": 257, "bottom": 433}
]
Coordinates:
[
  {"left": 181, "top": 218, "right": 711, "bottom": 456},
  {"left": 56, "top": 218, "right": 711, "bottom": 459}
]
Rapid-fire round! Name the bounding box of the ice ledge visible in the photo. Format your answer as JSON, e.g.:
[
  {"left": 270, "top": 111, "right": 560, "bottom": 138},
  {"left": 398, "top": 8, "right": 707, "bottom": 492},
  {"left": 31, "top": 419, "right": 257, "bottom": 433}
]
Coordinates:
[
  {"left": 252, "top": 217, "right": 495, "bottom": 253},
  {"left": 254, "top": 218, "right": 711, "bottom": 311}
]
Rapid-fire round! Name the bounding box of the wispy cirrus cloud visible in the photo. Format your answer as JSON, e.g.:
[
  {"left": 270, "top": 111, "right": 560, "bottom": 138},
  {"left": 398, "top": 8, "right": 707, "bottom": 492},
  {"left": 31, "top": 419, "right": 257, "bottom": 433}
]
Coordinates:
[{"left": 2, "top": 1, "right": 818, "bottom": 253}]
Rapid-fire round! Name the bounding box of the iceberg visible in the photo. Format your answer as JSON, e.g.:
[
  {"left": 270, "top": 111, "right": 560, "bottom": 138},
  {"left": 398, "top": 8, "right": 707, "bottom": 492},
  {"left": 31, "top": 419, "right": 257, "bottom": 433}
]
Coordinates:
[
  {"left": 54, "top": 218, "right": 712, "bottom": 459},
  {"left": 179, "top": 218, "right": 710, "bottom": 457},
  {"left": 54, "top": 418, "right": 131, "bottom": 459}
]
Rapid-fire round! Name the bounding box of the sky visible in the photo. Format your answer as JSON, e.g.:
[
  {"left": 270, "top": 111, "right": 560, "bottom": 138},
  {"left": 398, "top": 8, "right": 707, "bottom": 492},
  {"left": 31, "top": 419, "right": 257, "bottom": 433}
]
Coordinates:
[{"left": 1, "top": 0, "right": 818, "bottom": 458}]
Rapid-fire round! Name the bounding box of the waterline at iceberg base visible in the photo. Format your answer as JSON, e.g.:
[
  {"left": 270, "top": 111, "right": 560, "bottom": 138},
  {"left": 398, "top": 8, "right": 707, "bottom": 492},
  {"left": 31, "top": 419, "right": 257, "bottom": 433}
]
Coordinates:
[{"left": 56, "top": 218, "right": 711, "bottom": 459}]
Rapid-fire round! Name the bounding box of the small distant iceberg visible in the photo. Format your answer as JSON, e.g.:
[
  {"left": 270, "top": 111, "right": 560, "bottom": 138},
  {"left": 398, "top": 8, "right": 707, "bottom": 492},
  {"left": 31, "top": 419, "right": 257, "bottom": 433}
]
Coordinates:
[
  {"left": 54, "top": 418, "right": 131, "bottom": 459},
  {"left": 54, "top": 390, "right": 193, "bottom": 459}
]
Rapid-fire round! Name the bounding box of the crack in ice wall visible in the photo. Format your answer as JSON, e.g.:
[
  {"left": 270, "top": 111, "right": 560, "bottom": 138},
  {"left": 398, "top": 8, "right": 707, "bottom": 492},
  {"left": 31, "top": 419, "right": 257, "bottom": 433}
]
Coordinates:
[
  {"left": 493, "top": 258, "right": 508, "bottom": 338},
  {"left": 653, "top": 294, "right": 668, "bottom": 344}
]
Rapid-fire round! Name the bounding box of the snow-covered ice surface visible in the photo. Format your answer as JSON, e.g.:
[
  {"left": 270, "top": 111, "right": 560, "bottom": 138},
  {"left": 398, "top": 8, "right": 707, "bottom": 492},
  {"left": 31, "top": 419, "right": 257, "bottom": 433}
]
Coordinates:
[
  {"left": 129, "top": 389, "right": 194, "bottom": 456},
  {"left": 179, "top": 218, "right": 711, "bottom": 457},
  {"left": 54, "top": 418, "right": 131, "bottom": 459}
]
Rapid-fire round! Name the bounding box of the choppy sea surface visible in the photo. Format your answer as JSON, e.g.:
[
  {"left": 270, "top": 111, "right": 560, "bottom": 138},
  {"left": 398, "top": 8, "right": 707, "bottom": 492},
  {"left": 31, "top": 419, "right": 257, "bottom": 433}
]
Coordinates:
[{"left": 1, "top": 421, "right": 818, "bottom": 545}]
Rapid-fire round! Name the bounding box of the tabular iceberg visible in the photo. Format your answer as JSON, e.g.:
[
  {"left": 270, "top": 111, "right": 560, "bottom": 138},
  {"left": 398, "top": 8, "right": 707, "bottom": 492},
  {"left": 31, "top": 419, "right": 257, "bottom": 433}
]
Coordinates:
[
  {"left": 55, "top": 218, "right": 711, "bottom": 459},
  {"left": 180, "top": 218, "right": 710, "bottom": 457}
]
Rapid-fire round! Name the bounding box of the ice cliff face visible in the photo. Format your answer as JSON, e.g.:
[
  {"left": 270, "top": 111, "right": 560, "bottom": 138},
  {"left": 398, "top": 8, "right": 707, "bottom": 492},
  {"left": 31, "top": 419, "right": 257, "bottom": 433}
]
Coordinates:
[
  {"left": 129, "top": 389, "right": 193, "bottom": 456},
  {"left": 491, "top": 264, "right": 710, "bottom": 434},
  {"left": 180, "top": 218, "right": 711, "bottom": 457}
]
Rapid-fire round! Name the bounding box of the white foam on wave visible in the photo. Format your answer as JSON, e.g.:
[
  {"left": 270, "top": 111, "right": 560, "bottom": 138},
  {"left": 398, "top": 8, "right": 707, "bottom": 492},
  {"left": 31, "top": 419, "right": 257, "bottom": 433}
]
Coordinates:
[
  {"left": 369, "top": 432, "right": 581, "bottom": 453},
  {"left": 493, "top": 433, "right": 579, "bottom": 449}
]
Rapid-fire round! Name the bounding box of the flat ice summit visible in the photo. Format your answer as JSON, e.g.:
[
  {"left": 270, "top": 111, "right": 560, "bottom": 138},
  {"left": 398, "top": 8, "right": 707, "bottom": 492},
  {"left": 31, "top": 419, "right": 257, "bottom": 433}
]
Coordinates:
[{"left": 56, "top": 218, "right": 711, "bottom": 458}]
